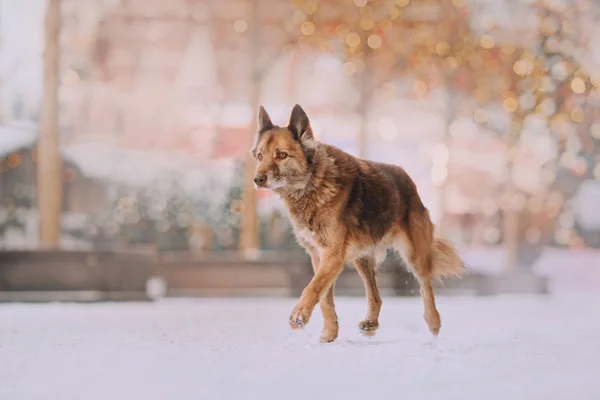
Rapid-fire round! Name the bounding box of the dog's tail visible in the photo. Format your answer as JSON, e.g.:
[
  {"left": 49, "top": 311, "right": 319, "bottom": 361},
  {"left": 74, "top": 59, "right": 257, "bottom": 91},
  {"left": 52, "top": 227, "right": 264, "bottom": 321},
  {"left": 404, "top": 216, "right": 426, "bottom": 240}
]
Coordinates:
[{"left": 431, "top": 237, "right": 465, "bottom": 281}]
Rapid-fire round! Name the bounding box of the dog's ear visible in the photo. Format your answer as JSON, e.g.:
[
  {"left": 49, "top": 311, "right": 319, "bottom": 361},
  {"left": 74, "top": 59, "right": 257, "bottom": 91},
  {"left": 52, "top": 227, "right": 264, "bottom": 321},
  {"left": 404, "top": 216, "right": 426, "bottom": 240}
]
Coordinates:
[
  {"left": 251, "top": 106, "right": 274, "bottom": 156},
  {"left": 258, "top": 105, "right": 274, "bottom": 133},
  {"left": 288, "top": 104, "right": 314, "bottom": 142}
]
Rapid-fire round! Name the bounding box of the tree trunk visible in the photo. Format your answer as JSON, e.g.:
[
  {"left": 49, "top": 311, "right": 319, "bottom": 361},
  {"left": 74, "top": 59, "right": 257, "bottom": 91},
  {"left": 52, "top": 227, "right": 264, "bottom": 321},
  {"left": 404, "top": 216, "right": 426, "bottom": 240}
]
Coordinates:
[
  {"left": 357, "top": 42, "right": 371, "bottom": 159},
  {"left": 37, "top": 0, "right": 62, "bottom": 250},
  {"left": 239, "top": 0, "right": 261, "bottom": 255},
  {"left": 436, "top": 69, "right": 457, "bottom": 237},
  {"left": 503, "top": 195, "right": 519, "bottom": 272}
]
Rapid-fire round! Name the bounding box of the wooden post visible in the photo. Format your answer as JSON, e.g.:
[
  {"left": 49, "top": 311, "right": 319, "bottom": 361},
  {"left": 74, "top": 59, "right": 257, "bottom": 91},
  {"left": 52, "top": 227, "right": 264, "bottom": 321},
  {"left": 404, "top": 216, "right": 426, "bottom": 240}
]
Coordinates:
[
  {"left": 503, "top": 203, "right": 519, "bottom": 272},
  {"left": 436, "top": 71, "right": 455, "bottom": 238},
  {"left": 357, "top": 36, "right": 371, "bottom": 160},
  {"left": 37, "top": 0, "right": 63, "bottom": 249},
  {"left": 503, "top": 76, "right": 520, "bottom": 273},
  {"left": 239, "top": 0, "right": 261, "bottom": 255}
]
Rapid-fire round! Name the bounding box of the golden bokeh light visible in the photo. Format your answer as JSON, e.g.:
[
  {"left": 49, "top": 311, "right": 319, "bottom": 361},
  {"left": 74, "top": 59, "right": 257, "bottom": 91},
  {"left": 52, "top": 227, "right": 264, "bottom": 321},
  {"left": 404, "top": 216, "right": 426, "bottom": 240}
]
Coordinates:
[
  {"left": 301, "top": 21, "right": 315, "bottom": 36},
  {"left": 346, "top": 32, "right": 361, "bottom": 47},
  {"left": 570, "top": 77, "right": 586, "bottom": 94},
  {"left": 367, "top": 34, "right": 382, "bottom": 49},
  {"left": 501, "top": 44, "right": 516, "bottom": 54},
  {"left": 473, "top": 109, "right": 488, "bottom": 123},
  {"left": 7, "top": 153, "right": 21, "bottom": 168},
  {"left": 482, "top": 16, "right": 496, "bottom": 30},
  {"left": 538, "top": 98, "right": 556, "bottom": 116},
  {"left": 480, "top": 34, "right": 495, "bottom": 49},
  {"left": 303, "top": 1, "right": 318, "bottom": 15},
  {"left": 445, "top": 56, "right": 458, "bottom": 69},
  {"left": 360, "top": 17, "right": 375, "bottom": 31},
  {"left": 513, "top": 59, "right": 532, "bottom": 76},
  {"left": 379, "top": 19, "right": 392, "bottom": 31},
  {"left": 436, "top": 41, "right": 450, "bottom": 56},
  {"left": 336, "top": 24, "right": 349, "bottom": 38},
  {"left": 233, "top": 19, "right": 247, "bottom": 33},
  {"left": 413, "top": 80, "right": 427, "bottom": 95},
  {"left": 570, "top": 107, "right": 584, "bottom": 122},
  {"left": 292, "top": 10, "right": 306, "bottom": 24},
  {"left": 502, "top": 97, "right": 518, "bottom": 112}
]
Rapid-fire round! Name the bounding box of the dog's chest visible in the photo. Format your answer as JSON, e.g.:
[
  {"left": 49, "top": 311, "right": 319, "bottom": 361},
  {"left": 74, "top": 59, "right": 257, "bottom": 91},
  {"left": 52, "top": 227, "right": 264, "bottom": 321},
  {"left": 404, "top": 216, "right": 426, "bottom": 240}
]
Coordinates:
[
  {"left": 284, "top": 194, "right": 334, "bottom": 249},
  {"left": 289, "top": 216, "right": 327, "bottom": 249},
  {"left": 295, "top": 226, "right": 318, "bottom": 246}
]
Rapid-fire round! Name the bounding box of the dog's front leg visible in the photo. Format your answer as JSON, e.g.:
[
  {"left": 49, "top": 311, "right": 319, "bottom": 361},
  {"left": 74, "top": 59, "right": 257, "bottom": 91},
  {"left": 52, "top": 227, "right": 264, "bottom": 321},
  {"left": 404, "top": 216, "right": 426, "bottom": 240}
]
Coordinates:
[
  {"left": 307, "top": 250, "right": 339, "bottom": 343},
  {"left": 289, "top": 248, "right": 345, "bottom": 331}
]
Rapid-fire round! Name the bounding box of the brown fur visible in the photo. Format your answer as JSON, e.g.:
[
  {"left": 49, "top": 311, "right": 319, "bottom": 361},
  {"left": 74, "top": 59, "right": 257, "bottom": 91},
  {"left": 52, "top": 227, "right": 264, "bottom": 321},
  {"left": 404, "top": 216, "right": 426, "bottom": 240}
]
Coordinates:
[{"left": 251, "top": 104, "right": 465, "bottom": 343}]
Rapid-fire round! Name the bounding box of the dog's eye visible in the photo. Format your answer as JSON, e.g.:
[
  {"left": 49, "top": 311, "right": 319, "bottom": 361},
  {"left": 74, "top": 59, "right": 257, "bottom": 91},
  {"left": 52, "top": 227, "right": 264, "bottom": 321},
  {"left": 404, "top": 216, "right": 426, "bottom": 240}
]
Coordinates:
[
  {"left": 277, "top": 152, "right": 288, "bottom": 160},
  {"left": 257, "top": 154, "right": 263, "bottom": 161}
]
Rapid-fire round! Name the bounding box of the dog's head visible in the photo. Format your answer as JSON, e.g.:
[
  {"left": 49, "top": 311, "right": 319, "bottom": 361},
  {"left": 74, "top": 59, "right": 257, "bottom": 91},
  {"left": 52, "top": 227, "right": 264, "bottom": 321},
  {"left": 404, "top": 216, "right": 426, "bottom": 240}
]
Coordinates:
[{"left": 250, "top": 104, "right": 316, "bottom": 191}]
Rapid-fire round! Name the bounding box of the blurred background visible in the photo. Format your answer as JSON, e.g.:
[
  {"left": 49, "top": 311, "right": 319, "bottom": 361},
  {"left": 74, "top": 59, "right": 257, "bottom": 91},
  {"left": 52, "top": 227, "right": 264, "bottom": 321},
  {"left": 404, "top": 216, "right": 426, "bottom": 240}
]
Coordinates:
[{"left": 1, "top": 0, "right": 600, "bottom": 300}]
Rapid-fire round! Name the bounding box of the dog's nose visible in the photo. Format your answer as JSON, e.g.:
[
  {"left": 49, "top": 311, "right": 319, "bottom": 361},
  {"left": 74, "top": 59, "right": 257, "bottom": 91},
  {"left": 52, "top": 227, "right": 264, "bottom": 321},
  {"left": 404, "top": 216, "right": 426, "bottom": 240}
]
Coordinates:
[{"left": 253, "top": 175, "right": 266, "bottom": 187}]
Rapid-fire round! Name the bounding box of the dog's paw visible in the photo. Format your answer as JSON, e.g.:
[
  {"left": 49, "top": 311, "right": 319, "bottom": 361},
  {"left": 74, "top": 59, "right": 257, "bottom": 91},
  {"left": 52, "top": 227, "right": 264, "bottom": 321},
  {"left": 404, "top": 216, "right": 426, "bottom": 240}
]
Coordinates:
[
  {"left": 319, "top": 328, "right": 338, "bottom": 343},
  {"left": 289, "top": 306, "right": 311, "bottom": 330},
  {"left": 424, "top": 311, "right": 441, "bottom": 336},
  {"left": 359, "top": 319, "right": 379, "bottom": 337}
]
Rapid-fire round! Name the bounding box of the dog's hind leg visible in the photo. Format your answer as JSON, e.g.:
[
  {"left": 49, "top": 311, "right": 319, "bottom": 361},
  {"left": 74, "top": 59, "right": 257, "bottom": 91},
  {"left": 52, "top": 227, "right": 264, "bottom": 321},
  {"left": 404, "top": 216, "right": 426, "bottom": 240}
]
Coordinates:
[
  {"left": 353, "top": 255, "right": 382, "bottom": 336},
  {"left": 309, "top": 251, "right": 339, "bottom": 343},
  {"left": 414, "top": 265, "right": 440, "bottom": 336},
  {"left": 397, "top": 220, "right": 441, "bottom": 336}
]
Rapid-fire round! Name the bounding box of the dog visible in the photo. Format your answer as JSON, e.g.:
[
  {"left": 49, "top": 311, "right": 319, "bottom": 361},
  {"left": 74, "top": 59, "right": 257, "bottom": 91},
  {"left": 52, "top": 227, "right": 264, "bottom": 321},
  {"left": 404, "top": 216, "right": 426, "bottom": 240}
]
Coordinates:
[{"left": 251, "top": 104, "right": 465, "bottom": 343}]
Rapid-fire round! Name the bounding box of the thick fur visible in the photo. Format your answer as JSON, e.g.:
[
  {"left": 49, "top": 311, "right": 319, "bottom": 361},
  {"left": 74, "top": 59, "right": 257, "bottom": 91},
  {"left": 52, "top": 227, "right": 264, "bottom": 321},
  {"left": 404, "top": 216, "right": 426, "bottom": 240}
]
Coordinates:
[
  {"left": 251, "top": 104, "right": 465, "bottom": 343},
  {"left": 431, "top": 237, "right": 465, "bottom": 281}
]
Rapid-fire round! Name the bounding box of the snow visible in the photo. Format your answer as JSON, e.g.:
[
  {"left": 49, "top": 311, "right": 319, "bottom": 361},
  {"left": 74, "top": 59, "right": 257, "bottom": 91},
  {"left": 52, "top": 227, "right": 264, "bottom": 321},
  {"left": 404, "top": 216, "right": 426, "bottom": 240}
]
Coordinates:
[
  {"left": 0, "top": 209, "right": 93, "bottom": 251},
  {"left": 1, "top": 294, "right": 599, "bottom": 400},
  {"left": 534, "top": 247, "right": 600, "bottom": 291},
  {"left": 61, "top": 141, "right": 237, "bottom": 198},
  {"left": 460, "top": 245, "right": 600, "bottom": 292},
  {"left": 0, "top": 125, "right": 37, "bottom": 156}
]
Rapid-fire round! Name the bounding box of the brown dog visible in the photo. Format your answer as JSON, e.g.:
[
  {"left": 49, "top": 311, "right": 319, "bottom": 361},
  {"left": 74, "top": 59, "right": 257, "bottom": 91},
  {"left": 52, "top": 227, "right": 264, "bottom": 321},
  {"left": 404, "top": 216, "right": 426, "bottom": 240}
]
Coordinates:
[{"left": 251, "top": 104, "right": 465, "bottom": 343}]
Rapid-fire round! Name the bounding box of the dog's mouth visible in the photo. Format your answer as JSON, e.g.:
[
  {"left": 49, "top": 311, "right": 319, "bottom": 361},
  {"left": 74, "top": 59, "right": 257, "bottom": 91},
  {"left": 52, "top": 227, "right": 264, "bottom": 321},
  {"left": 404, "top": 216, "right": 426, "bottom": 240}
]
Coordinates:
[
  {"left": 255, "top": 180, "right": 285, "bottom": 191},
  {"left": 254, "top": 183, "right": 272, "bottom": 190},
  {"left": 254, "top": 180, "right": 276, "bottom": 190}
]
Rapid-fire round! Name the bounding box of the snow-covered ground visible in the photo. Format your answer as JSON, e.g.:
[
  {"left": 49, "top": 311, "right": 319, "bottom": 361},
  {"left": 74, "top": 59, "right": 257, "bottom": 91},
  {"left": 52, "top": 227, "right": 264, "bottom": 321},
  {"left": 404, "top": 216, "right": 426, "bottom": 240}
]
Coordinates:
[{"left": 1, "top": 295, "right": 599, "bottom": 400}]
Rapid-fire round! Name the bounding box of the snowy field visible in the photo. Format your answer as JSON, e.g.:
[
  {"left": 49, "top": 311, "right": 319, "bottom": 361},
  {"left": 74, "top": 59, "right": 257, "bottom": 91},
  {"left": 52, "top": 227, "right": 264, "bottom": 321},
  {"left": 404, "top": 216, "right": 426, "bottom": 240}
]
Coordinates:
[{"left": 1, "top": 294, "right": 599, "bottom": 400}]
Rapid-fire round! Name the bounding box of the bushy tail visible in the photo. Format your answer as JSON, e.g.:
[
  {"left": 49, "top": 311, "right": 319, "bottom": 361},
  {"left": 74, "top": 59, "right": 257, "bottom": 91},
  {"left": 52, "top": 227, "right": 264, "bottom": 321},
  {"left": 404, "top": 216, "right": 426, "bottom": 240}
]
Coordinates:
[{"left": 431, "top": 237, "right": 465, "bottom": 281}]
